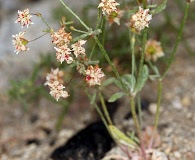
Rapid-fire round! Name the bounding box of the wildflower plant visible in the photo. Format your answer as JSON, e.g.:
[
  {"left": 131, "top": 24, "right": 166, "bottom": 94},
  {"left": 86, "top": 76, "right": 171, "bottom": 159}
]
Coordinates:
[{"left": 12, "top": 0, "right": 192, "bottom": 159}]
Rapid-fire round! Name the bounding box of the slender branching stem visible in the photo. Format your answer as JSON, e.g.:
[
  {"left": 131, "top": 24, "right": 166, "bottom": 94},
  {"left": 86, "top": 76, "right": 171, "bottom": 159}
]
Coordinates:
[
  {"left": 154, "top": 79, "right": 162, "bottom": 131},
  {"left": 29, "top": 33, "right": 49, "bottom": 42},
  {"left": 94, "top": 36, "right": 126, "bottom": 90},
  {"left": 130, "top": 98, "right": 140, "bottom": 138},
  {"left": 139, "top": 29, "right": 148, "bottom": 74},
  {"left": 59, "top": 0, "right": 90, "bottom": 31},
  {"left": 162, "top": 2, "right": 189, "bottom": 79},
  {"left": 89, "top": 9, "right": 102, "bottom": 60},
  {"left": 99, "top": 92, "right": 113, "bottom": 125},
  {"left": 149, "top": 79, "right": 162, "bottom": 148},
  {"left": 130, "top": 97, "right": 146, "bottom": 160},
  {"left": 130, "top": 31, "right": 136, "bottom": 77},
  {"left": 85, "top": 89, "right": 108, "bottom": 128},
  {"left": 35, "top": 13, "right": 52, "bottom": 30}
]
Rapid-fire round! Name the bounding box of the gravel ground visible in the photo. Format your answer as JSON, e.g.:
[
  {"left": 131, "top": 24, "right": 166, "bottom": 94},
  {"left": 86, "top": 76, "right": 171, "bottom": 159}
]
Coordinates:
[{"left": 0, "top": 0, "right": 195, "bottom": 160}]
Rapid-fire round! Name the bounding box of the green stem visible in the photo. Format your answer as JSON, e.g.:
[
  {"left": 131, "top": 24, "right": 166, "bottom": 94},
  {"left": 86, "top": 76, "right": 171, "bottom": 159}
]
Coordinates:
[
  {"left": 149, "top": 79, "right": 162, "bottom": 148},
  {"left": 130, "top": 97, "right": 146, "bottom": 160},
  {"left": 36, "top": 13, "right": 52, "bottom": 30},
  {"left": 59, "top": 0, "right": 90, "bottom": 31},
  {"left": 101, "top": 18, "right": 106, "bottom": 45},
  {"left": 94, "top": 36, "right": 125, "bottom": 90},
  {"left": 139, "top": 29, "right": 148, "bottom": 74},
  {"left": 99, "top": 92, "right": 113, "bottom": 125},
  {"left": 130, "top": 97, "right": 141, "bottom": 141},
  {"left": 96, "top": 9, "right": 103, "bottom": 30},
  {"left": 154, "top": 79, "right": 162, "bottom": 132},
  {"left": 85, "top": 89, "right": 108, "bottom": 128},
  {"left": 29, "top": 33, "right": 49, "bottom": 42},
  {"left": 162, "top": 2, "right": 189, "bottom": 79},
  {"left": 137, "top": 95, "right": 143, "bottom": 129},
  {"left": 89, "top": 43, "right": 96, "bottom": 60},
  {"left": 130, "top": 31, "right": 136, "bottom": 77},
  {"left": 89, "top": 9, "right": 103, "bottom": 60}
]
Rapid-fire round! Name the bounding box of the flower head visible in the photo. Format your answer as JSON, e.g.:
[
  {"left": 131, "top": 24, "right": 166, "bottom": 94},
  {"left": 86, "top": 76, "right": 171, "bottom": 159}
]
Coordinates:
[
  {"left": 12, "top": 31, "right": 29, "bottom": 54},
  {"left": 71, "top": 40, "right": 86, "bottom": 57},
  {"left": 145, "top": 39, "right": 164, "bottom": 62},
  {"left": 54, "top": 45, "right": 73, "bottom": 64},
  {"left": 45, "top": 68, "right": 69, "bottom": 101},
  {"left": 15, "top": 9, "right": 33, "bottom": 28},
  {"left": 107, "top": 9, "right": 124, "bottom": 25},
  {"left": 51, "top": 27, "right": 72, "bottom": 47},
  {"left": 85, "top": 65, "right": 105, "bottom": 86},
  {"left": 127, "top": 6, "right": 152, "bottom": 32},
  {"left": 98, "top": 0, "right": 120, "bottom": 15},
  {"left": 44, "top": 68, "right": 64, "bottom": 85},
  {"left": 48, "top": 81, "right": 69, "bottom": 101}
]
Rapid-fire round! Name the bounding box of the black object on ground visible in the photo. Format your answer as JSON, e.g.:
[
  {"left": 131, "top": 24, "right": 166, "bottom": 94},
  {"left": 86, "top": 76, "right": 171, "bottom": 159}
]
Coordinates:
[{"left": 51, "top": 121, "right": 114, "bottom": 160}]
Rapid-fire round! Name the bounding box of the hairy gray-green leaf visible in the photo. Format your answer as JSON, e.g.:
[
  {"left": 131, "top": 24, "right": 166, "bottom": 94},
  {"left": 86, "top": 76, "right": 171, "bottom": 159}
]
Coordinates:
[
  {"left": 108, "top": 92, "right": 125, "bottom": 102},
  {"left": 102, "top": 77, "right": 116, "bottom": 87},
  {"left": 151, "top": 0, "right": 167, "bottom": 15},
  {"left": 134, "top": 65, "right": 149, "bottom": 93},
  {"left": 71, "top": 33, "right": 89, "bottom": 43},
  {"left": 149, "top": 75, "right": 160, "bottom": 81},
  {"left": 88, "top": 60, "right": 99, "bottom": 65},
  {"left": 122, "top": 74, "right": 136, "bottom": 93},
  {"left": 109, "top": 125, "right": 138, "bottom": 148},
  {"left": 114, "top": 79, "right": 123, "bottom": 90}
]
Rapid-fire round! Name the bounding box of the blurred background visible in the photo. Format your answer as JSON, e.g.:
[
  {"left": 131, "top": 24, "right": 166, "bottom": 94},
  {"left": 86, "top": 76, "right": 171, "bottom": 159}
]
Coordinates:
[{"left": 0, "top": 0, "right": 195, "bottom": 160}]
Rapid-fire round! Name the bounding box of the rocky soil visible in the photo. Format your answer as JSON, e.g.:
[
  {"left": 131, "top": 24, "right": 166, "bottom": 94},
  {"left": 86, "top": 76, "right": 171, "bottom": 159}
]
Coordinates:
[{"left": 0, "top": 0, "right": 195, "bottom": 160}]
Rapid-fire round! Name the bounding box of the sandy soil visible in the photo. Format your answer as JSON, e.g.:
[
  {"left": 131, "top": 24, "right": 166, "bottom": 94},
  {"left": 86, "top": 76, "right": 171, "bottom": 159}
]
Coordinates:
[{"left": 0, "top": 1, "right": 195, "bottom": 160}]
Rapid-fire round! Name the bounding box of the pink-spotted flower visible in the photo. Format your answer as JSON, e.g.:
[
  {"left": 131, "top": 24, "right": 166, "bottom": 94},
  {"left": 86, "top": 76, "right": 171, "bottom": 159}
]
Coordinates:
[
  {"left": 15, "top": 8, "right": 33, "bottom": 28},
  {"left": 12, "top": 31, "right": 29, "bottom": 54},
  {"left": 51, "top": 27, "right": 72, "bottom": 47},
  {"left": 71, "top": 40, "right": 86, "bottom": 57},
  {"left": 44, "top": 68, "right": 64, "bottom": 85},
  {"left": 98, "top": 0, "right": 120, "bottom": 16},
  {"left": 85, "top": 65, "right": 105, "bottom": 86},
  {"left": 128, "top": 6, "right": 152, "bottom": 32},
  {"left": 54, "top": 45, "right": 73, "bottom": 64},
  {"left": 45, "top": 68, "right": 69, "bottom": 101},
  {"left": 48, "top": 81, "right": 69, "bottom": 101}
]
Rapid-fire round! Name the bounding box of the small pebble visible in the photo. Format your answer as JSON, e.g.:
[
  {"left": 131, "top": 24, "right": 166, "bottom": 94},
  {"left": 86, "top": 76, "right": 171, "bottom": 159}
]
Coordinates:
[
  {"left": 186, "top": 112, "right": 193, "bottom": 119},
  {"left": 164, "top": 146, "right": 172, "bottom": 155},
  {"left": 182, "top": 96, "right": 191, "bottom": 108},
  {"left": 173, "top": 151, "right": 181, "bottom": 159},
  {"left": 149, "top": 103, "right": 157, "bottom": 115},
  {"left": 172, "top": 97, "right": 182, "bottom": 110},
  {"left": 148, "top": 103, "right": 163, "bottom": 115}
]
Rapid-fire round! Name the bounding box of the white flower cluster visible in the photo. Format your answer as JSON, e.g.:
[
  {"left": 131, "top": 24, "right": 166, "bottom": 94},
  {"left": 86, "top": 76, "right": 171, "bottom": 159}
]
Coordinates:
[{"left": 45, "top": 68, "right": 69, "bottom": 101}]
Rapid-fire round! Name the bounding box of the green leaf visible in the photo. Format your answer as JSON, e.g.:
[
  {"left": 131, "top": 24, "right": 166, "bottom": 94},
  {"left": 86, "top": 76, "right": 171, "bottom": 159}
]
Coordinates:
[
  {"left": 88, "top": 60, "right": 99, "bottom": 65},
  {"left": 114, "top": 79, "right": 123, "bottom": 90},
  {"left": 122, "top": 74, "right": 136, "bottom": 92},
  {"left": 149, "top": 75, "right": 160, "bottom": 81},
  {"left": 71, "top": 33, "right": 89, "bottom": 43},
  {"left": 102, "top": 77, "right": 116, "bottom": 87},
  {"left": 108, "top": 125, "right": 138, "bottom": 148},
  {"left": 108, "top": 92, "right": 125, "bottom": 102},
  {"left": 134, "top": 65, "right": 149, "bottom": 93},
  {"left": 151, "top": 0, "right": 167, "bottom": 15},
  {"left": 90, "top": 91, "right": 96, "bottom": 104}
]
